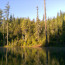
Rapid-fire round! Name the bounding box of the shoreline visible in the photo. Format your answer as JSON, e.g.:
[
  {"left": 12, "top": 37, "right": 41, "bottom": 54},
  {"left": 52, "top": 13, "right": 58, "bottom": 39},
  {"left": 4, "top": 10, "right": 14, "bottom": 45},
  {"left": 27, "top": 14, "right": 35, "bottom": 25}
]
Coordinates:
[{"left": 0, "top": 44, "right": 42, "bottom": 48}]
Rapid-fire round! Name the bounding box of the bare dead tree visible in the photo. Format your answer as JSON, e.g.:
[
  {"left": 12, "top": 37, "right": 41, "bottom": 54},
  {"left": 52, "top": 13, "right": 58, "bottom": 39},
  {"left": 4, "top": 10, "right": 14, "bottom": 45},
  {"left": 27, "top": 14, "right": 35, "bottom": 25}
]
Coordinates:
[{"left": 44, "top": 0, "right": 48, "bottom": 46}]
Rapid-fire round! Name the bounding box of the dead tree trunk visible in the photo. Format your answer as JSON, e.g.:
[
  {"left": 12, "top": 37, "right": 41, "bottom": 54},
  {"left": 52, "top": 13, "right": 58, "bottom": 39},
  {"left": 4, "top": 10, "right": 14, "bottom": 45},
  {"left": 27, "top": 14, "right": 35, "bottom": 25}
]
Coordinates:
[{"left": 44, "top": 0, "right": 48, "bottom": 46}]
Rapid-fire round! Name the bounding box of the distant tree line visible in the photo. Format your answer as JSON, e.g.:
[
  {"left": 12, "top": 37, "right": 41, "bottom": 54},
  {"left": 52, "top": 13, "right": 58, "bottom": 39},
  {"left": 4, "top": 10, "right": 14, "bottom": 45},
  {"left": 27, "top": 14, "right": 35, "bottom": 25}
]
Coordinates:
[{"left": 0, "top": 2, "right": 65, "bottom": 47}]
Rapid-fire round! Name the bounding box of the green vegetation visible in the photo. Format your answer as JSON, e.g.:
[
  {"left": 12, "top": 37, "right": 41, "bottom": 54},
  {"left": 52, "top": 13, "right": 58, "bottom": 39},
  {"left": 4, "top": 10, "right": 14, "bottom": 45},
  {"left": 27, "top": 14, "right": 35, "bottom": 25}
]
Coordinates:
[{"left": 0, "top": 3, "right": 65, "bottom": 47}]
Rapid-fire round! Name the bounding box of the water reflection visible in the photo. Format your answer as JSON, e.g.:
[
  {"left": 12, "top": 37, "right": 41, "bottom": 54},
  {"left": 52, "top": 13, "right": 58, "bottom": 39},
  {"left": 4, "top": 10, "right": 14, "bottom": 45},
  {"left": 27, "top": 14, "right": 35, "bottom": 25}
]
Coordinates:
[{"left": 0, "top": 47, "right": 65, "bottom": 65}]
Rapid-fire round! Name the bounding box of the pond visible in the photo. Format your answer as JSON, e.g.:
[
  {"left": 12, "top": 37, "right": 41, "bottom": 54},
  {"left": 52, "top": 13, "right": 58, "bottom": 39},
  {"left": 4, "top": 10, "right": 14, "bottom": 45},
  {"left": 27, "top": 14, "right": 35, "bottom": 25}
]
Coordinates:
[{"left": 0, "top": 47, "right": 65, "bottom": 65}]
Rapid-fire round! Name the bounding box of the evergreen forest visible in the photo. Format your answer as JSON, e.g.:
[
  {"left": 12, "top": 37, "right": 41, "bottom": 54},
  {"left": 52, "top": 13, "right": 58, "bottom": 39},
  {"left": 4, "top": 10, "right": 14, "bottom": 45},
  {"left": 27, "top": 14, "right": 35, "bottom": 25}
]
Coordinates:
[{"left": 0, "top": 2, "right": 65, "bottom": 47}]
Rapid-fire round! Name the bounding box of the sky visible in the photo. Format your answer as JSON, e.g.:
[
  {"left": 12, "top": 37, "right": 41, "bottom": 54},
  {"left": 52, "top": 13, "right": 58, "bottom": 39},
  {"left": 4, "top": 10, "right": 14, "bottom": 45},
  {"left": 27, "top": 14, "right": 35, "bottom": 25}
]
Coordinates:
[{"left": 0, "top": 0, "right": 65, "bottom": 20}]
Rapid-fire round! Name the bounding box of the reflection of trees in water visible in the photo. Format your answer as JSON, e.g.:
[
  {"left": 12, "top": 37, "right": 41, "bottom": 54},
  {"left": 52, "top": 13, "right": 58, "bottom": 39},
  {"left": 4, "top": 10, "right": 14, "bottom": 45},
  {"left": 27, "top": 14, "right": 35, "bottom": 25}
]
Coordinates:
[
  {"left": 46, "top": 48, "right": 48, "bottom": 65},
  {"left": 0, "top": 48, "right": 65, "bottom": 65},
  {"left": 49, "top": 48, "right": 65, "bottom": 65},
  {"left": 6, "top": 48, "right": 7, "bottom": 65},
  {"left": 0, "top": 48, "right": 47, "bottom": 65}
]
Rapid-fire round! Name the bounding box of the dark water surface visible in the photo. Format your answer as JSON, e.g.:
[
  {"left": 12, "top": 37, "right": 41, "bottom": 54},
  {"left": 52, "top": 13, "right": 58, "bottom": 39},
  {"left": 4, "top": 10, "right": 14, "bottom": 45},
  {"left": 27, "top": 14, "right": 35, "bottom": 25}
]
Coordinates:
[{"left": 0, "top": 47, "right": 65, "bottom": 65}]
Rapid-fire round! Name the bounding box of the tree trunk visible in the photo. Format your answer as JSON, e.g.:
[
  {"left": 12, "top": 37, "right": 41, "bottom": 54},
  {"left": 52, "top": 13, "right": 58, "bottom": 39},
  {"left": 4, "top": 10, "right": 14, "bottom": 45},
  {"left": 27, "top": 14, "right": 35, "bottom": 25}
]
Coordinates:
[
  {"left": 3, "top": 18, "right": 5, "bottom": 45},
  {"left": 44, "top": 0, "right": 48, "bottom": 46},
  {"left": 7, "top": 22, "right": 8, "bottom": 45}
]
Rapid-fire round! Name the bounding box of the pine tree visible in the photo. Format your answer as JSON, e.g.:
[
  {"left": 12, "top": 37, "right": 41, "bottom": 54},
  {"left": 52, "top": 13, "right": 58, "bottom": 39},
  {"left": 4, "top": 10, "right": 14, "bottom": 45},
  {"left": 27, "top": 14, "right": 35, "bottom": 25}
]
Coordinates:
[
  {"left": 35, "top": 6, "right": 41, "bottom": 42},
  {"left": 4, "top": 2, "right": 10, "bottom": 45},
  {"left": 21, "top": 19, "right": 28, "bottom": 42}
]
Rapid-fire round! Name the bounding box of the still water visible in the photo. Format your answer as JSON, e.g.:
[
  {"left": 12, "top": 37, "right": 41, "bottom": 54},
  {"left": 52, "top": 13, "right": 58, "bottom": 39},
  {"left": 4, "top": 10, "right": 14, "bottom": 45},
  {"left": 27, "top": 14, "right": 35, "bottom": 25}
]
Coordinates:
[{"left": 0, "top": 47, "right": 65, "bottom": 65}]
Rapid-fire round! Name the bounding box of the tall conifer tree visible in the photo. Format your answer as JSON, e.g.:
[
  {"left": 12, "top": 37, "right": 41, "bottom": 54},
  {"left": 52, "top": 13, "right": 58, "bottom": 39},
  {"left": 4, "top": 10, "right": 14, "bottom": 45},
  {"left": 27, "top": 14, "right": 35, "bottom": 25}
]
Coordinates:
[{"left": 4, "top": 2, "right": 10, "bottom": 45}]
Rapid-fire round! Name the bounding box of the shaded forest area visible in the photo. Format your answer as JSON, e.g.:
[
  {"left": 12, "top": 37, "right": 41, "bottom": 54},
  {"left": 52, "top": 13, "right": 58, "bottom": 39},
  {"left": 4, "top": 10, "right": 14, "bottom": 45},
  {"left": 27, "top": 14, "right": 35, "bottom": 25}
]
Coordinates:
[{"left": 0, "top": 3, "right": 65, "bottom": 47}]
